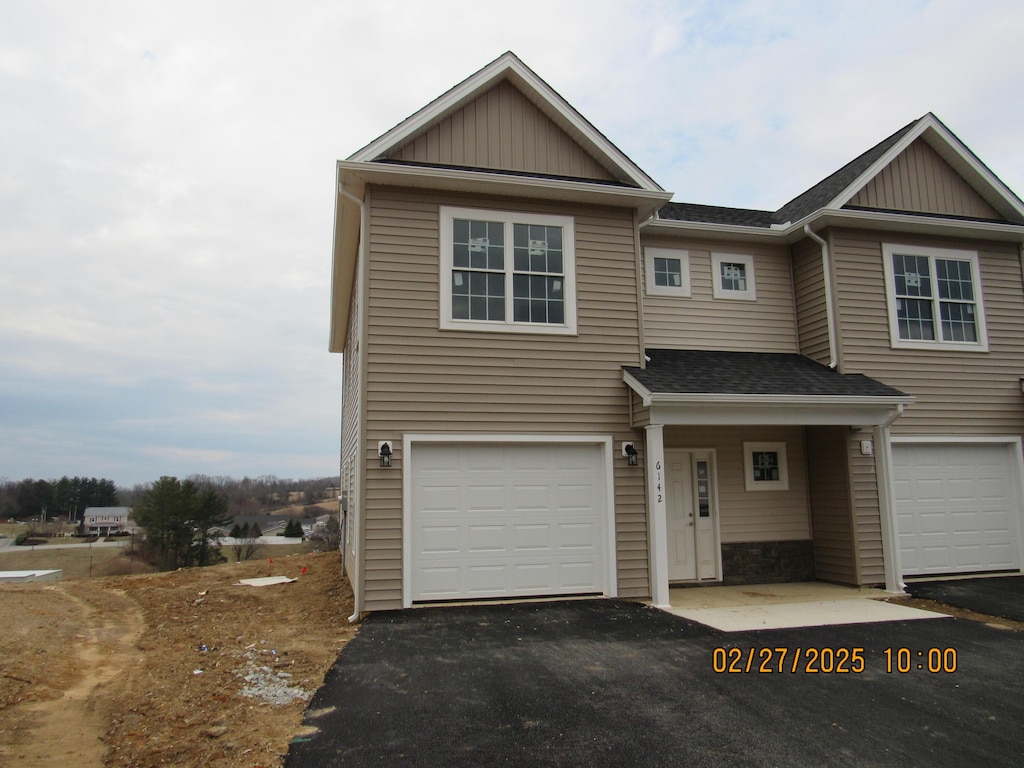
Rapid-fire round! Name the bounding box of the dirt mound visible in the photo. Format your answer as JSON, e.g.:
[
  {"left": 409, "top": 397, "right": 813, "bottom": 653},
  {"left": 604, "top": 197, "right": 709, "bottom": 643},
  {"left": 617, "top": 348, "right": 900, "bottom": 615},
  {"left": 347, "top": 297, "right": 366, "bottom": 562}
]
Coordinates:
[{"left": 0, "top": 551, "right": 356, "bottom": 767}]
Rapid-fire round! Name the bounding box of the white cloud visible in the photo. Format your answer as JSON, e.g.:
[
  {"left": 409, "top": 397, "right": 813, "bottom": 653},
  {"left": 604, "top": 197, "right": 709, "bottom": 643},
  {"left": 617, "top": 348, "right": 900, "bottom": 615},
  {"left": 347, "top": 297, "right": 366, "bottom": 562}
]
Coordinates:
[{"left": 1, "top": 0, "right": 1021, "bottom": 486}]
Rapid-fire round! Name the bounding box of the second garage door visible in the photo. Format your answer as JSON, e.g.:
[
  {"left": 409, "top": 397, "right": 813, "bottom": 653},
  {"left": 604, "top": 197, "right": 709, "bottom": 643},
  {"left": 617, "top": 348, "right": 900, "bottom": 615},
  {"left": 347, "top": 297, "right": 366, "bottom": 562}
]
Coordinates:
[
  {"left": 408, "top": 441, "right": 612, "bottom": 604},
  {"left": 893, "top": 442, "right": 1022, "bottom": 577}
]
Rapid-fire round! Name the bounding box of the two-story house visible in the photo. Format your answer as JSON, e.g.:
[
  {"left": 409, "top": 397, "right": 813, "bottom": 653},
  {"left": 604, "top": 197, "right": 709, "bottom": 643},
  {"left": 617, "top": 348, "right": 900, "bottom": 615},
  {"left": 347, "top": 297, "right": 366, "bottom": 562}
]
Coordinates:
[{"left": 330, "top": 52, "right": 1024, "bottom": 617}]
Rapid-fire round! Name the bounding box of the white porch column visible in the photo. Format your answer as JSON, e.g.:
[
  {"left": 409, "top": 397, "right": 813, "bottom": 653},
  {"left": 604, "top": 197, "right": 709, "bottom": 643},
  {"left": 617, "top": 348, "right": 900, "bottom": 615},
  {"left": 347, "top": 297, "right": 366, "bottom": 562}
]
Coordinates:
[
  {"left": 873, "top": 424, "right": 906, "bottom": 594},
  {"left": 645, "top": 425, "right": 671, "bottom": 608}
]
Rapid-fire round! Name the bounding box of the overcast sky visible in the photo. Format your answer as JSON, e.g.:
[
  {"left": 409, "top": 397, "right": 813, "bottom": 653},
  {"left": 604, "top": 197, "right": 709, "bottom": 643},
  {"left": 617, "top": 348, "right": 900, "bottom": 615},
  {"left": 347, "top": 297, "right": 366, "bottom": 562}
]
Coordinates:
[{"left": 2, "top": 1, "right": 1022, "bottom": 488}]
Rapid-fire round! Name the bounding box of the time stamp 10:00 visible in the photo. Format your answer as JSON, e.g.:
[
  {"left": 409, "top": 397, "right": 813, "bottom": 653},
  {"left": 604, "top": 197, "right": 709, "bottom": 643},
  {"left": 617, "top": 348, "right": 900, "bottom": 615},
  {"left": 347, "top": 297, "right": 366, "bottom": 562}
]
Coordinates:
[{"left": 712, "top": 646, "right": 958, "bottom": 674}]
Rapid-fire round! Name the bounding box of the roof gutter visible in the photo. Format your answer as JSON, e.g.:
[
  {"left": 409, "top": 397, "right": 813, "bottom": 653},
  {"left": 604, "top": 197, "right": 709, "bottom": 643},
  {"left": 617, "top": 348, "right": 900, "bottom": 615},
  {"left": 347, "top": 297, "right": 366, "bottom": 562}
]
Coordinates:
[{"left": 803, "top": 224, "right": 838, "bottom": 369}]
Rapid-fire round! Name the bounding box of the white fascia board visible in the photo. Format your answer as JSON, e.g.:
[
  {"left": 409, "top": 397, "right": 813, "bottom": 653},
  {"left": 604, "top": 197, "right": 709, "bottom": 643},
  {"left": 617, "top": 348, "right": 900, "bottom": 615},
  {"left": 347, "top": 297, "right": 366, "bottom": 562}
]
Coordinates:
[
  {"left": 641, "top": 207, "right": 1024, "bottom": 244},
  {"left": 622, "top": 370, "right": 653, "bottom": 405},
  {"left": 337, "top": 161, "right": 672, "bottom": 216},
  {"left": 826, "top": 115, "right": 1024, "bottom": 222},
  {"left": 329, "top": 173, "right": 366, "bottom": 352},
  {"left": 349, "top": 52, "right": 662, "bottom": 192},
  {"left": 649, "top": 400, "right": 910, "bottom": 428}
]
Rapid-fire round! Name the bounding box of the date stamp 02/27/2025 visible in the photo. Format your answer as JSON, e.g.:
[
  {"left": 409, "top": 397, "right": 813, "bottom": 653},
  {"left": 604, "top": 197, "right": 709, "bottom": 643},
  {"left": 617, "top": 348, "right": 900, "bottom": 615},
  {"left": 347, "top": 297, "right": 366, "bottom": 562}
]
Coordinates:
[{"left": 712, "top": 646, "right": 958, "bottom": 674}]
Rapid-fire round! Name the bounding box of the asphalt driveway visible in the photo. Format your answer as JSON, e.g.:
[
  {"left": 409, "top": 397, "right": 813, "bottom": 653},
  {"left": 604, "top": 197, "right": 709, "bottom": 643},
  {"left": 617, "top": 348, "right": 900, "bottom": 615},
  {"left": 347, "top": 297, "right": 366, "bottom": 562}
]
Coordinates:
[
  {"left": 906, "top": 575, "right": 1024, "bottom": 622},
  {"left": 286, "top": 597, "right": 1024, "bottom": 767}
]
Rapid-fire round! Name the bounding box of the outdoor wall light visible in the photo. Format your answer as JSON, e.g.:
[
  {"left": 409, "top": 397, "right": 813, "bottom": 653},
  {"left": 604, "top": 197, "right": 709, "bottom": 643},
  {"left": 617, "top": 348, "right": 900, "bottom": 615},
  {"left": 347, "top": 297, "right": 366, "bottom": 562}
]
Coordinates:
[
  {"left": 1020, "top": 377, "right": 1024, "bottom": 395},
  {"left": 622, "top": 442, "right": 638, "bottom": 466},
  {"left": 378, "top": 441, "right": 393, "bottom": 468}
]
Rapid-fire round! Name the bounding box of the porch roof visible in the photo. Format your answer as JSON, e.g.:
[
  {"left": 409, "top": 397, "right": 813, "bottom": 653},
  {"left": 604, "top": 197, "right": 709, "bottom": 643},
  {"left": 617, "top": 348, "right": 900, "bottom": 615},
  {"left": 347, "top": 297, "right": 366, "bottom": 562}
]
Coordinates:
[{"left": 623, "top": 349, "right": 914, "bottom": 426}]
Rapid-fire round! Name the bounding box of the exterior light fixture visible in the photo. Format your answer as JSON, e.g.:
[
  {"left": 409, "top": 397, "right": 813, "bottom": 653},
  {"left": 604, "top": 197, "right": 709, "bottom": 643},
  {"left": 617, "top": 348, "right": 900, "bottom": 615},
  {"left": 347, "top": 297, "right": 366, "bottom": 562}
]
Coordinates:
[
  {"left": 622, "top": 442, "right": 638, "bottom": 466},
  {"left": 1020, "top": 377, "right": 1024, "bottom": 395},
  {"left": 378, "top": 441, "right": 393, "bottom": 468}
]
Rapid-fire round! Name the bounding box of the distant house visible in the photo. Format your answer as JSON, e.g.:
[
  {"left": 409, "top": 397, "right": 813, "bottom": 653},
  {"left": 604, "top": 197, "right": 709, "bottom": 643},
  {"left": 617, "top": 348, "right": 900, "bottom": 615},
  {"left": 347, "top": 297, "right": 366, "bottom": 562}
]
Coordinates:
[{"left": 82, "top": 507, "right": 131, "bottom": 535}]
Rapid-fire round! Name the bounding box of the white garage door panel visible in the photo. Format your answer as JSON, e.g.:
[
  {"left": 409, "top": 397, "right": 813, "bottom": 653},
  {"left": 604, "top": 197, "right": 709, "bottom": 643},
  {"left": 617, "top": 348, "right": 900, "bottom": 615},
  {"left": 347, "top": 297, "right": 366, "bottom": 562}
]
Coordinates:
[
  {"left": 894, "top": 443, "right": 1022, "bottom": 576},
  {"left": 410, "top": 442, "right": 609, "bottom": 603}
]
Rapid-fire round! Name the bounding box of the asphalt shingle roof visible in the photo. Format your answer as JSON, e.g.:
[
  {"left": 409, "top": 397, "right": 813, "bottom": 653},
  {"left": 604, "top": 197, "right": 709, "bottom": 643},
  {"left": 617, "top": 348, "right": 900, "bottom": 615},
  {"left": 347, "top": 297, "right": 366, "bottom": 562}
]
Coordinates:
[
  {"left": 656, "top": 118, "right": 921, "bottom": 228},
  {"left": 624, "top": 349, "right": 909, "bottom": 399}
]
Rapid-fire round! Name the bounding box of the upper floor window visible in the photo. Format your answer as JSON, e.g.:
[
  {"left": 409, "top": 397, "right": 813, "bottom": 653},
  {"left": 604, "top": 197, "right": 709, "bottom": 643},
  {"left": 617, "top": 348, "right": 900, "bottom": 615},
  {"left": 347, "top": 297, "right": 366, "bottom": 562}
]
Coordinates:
[
  {"left": 882, "top": 244, "right": 988, "bottom": 352},
  {"left": 644, "top": 247, "right": 691, "bottom": 297},
  {"left": 439, "top": 206, "right": 577, "bottom": 335},
  {"left": 712, "top": 253, "right": 756, "bottom": 301}
]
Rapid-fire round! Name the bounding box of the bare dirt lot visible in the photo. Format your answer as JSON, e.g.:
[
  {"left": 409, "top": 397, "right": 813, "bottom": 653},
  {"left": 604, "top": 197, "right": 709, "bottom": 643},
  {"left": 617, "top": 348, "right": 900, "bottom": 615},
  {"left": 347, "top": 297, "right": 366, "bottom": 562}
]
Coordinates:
[{"left": 0, "top": 551, "right": 356, "bottom": 768}]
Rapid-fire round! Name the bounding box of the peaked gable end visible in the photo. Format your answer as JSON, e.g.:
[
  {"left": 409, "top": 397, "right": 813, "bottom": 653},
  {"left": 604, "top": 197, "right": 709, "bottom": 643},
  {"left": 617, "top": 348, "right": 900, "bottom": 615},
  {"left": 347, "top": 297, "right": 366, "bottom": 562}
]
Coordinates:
[
  {"left": 847, "top": 138, "right": 1000, "bottom": 220},
  {"left": 387, "top": 79, "right": 617, "bottom": 182}
]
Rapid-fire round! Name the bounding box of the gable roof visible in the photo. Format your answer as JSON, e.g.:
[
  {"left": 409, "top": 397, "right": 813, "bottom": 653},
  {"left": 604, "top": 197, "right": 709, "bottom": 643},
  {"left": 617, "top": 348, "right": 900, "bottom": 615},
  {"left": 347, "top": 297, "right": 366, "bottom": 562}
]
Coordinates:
[
  {"left": 349, "top": 52, "right": 662, "bottom": 192},
  {"left": 654, "top": 112, "right": 1024, "bottom": 235}
]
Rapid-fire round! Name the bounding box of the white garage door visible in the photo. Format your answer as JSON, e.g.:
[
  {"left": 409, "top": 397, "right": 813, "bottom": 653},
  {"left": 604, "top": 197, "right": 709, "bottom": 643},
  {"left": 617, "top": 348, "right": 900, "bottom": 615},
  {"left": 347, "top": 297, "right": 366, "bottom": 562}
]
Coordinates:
[
  {"left": 408, "top": 441, "right": 611, "bottom": 604},
  {"left": 893, "top": 443, "right": 1022, "bottom": 577}
]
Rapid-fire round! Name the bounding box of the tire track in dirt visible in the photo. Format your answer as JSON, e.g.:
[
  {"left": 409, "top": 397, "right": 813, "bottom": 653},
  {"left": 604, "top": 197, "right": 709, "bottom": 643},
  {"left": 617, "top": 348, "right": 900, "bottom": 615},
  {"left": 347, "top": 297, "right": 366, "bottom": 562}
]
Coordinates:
[{"left": 10, "top": 583, "right": 144, "bottom": 768}]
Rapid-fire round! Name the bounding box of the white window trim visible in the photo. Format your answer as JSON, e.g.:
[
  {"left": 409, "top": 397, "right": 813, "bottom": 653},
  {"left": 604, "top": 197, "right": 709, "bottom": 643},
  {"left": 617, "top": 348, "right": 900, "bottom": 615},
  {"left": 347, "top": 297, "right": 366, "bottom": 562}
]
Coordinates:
[
  {"left": 644, "top": 247, "right": 691, "bottom": 297},
  {"left": 711, "top": 253, "right": 756, "bottom": 301},
  {"left": 882, "top": 243, "right": 989, "bottom": 352},
  {"left": 439, "top": 206, "right": 577, "bottom": 335},
  {"left": 743, "top": 441, "right": 789, "bottom": 491}
]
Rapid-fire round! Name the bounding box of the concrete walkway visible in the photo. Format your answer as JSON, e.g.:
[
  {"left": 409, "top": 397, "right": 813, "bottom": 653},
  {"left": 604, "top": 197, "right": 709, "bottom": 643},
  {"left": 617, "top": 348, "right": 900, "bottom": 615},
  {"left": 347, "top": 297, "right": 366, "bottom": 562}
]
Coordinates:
[{"left": 664, "top": 581, "right": 944, "bottom": 631}]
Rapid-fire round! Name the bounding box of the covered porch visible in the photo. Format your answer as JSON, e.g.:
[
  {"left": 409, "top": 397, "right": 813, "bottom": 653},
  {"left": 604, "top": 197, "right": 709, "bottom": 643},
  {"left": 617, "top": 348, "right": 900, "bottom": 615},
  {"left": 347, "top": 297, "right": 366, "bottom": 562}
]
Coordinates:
[{"left": 624, "top": 349, "right": 915, "bottom": 608}]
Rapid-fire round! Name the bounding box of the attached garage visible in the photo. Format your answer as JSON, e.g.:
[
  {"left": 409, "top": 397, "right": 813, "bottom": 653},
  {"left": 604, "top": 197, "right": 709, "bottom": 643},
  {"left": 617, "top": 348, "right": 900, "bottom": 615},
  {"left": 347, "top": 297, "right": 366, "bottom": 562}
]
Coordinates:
[
  {"left": 892, "top": 441, "right": 1024, "bottom": 577},
  {"left": 404, "top": 437, "right": 616, "bottom": 606}
]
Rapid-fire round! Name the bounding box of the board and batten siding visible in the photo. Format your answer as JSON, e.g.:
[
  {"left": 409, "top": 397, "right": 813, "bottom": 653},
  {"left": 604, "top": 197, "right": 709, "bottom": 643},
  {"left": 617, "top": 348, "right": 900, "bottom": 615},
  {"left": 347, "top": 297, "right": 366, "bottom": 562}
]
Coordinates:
[
  {"left": 640, "top": 238, "right": 799, "bottom": 352},
  {"left": 792, "top": 237, "right": 832, "bottom": 366},
  {"left": 848, "top": 139, "right": 1000, "bottom": 220},
  {"left": 831, "top": 229, "right": 1024, "bottom": 437},
  {"left": 390, "top": 80, "right": 616, "bottom": 182},
  {"left": 664, "top": 425, "right": 811, "bottom": 544},
  {"left": 361, "top": 187, "right": 648, "bottom": 610}
]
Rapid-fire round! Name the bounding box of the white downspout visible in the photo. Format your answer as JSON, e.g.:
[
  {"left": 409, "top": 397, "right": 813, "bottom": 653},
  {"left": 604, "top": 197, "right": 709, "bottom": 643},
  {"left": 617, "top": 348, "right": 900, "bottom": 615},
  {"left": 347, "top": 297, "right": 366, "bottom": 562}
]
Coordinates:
[
  {"left": 339, "top": 181, "right": 366, "bottom": 624},
  {"left": 804, "top": 225, "right": 838, "bottom": 369}
]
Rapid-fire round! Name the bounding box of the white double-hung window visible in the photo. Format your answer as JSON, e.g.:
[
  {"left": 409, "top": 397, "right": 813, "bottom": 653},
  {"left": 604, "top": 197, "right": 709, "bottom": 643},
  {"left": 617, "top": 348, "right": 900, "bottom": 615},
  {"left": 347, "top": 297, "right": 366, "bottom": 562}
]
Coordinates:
[
  {"left": 440, "top": 207, "right": 577, "bottom": 334},
  {"left": 882, "top": 244, "right": 988, "bottom": 351}
]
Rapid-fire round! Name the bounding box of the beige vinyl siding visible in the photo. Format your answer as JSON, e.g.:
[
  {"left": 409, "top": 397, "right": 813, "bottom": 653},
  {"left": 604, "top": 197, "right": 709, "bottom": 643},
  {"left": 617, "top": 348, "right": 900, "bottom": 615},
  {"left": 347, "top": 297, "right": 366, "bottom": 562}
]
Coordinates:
[
  {"left": 339, "top": 253, "right": 364, "bottom": 581},
  {"left": 664, "top": 425, "right": 811, "bottom": 543},
  {"left": 849, "top": 139, "right": 1000, "bottom": 219},
  {"left": 832, "top": 229, "right": 1024, "bottom": 436},
  {"left": 361, "top": 187, "right": 647, "bottom": 610},
  {"left": 849, "top": 430, "right": 884, "bottom": 585},
  {"left": 792, "top": 238, "right": 832, "bottom": 366},
  {"left": 640, "top": 238, "right": 799, "bottom": 352},
  {"left": 390, "top": 80, "right": 616, "bottom": 182},
  {"left": 805, "top": 426, "right": 857, "bottom": 584}
]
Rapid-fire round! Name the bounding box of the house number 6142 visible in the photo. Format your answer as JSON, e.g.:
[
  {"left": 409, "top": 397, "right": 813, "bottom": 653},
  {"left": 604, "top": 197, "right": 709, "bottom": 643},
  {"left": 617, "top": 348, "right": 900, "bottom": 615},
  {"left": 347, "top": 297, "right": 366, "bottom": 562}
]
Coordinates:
[{"left": 655, "top": 460, "right": 663, "bottom": 503}]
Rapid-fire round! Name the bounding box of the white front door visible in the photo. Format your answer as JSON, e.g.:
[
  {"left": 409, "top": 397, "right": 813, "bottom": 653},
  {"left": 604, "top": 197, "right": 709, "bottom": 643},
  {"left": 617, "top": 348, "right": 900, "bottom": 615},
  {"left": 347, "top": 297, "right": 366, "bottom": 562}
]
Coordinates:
[{"left": 666, "top": 450, "right": 719, "bottom": 582}]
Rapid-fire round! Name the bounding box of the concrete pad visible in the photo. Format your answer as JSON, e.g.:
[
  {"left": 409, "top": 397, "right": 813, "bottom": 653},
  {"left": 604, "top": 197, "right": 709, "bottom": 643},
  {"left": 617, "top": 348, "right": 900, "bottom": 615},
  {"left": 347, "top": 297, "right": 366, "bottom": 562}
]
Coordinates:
[
  {"left": 663, "top": 582, "right": 946, "bottom": 631},
  {"left": 666, "top": 597, "right": 946, "bottom": 632}
]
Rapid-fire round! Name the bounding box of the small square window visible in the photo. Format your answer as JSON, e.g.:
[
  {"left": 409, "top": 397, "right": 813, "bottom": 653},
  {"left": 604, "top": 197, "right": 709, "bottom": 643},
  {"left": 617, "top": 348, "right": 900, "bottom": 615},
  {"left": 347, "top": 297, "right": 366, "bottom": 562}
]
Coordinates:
[
  {"left": 744, "top": 441, "right": 788, "bottom": 491},
  {"left": 712, "top": 253, "right": 756, "bottom": 301},
  {"left": 644, "top": 247, "right": 691, "bottom": 297}
]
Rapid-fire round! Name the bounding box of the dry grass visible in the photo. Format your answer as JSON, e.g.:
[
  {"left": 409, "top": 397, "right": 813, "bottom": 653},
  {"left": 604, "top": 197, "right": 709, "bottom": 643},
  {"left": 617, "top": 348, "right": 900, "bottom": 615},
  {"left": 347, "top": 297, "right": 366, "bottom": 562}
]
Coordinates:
[{"left": 0, "top": 544, "right": 150, "bottom": 580}]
